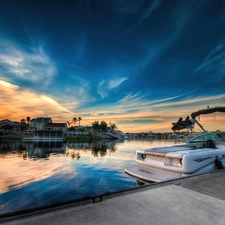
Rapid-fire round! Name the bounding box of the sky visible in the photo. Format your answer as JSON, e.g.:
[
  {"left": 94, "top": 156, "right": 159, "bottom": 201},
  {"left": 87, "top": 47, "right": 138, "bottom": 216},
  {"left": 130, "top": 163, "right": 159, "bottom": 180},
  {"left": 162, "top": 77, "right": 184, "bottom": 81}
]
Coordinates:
[{"left": 0, "top": 0, "right": 225, "bottom": 133}]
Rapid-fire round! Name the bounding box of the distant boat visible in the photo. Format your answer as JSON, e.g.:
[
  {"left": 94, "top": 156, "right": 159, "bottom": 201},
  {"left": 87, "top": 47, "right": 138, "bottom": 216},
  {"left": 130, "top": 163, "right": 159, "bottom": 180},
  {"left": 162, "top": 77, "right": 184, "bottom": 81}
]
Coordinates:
[{"left": 23, "top": 130, "right": 64, "bottom": 142}]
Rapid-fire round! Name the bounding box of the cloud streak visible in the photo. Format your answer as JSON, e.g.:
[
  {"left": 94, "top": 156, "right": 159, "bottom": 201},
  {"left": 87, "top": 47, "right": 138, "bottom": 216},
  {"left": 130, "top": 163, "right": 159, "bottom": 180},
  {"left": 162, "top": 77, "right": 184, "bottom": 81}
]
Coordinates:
[
  {"left": 78, "top": 91, "right": 225, "bottom": 132},
  {"left": 1, "top": 0, "right": 225, "bottom": 133},
  {"left": 193, "top": 36, "right": 225, "bottom": 82},
  {"left": 107, "top": 0, "right": 161, "bottom": 30},
  {"left": 97, "top": 77, "right": 128, "bottom": 99},
  {"left": 0, "top": 38, "right": 56, "bottom": 88},
  {"left": 0, "top": 80, "right": 74, "bottom": 122},
  {"left": 0, "top": 79, "right": 224, "bottom": 133},
  {"left": 0, "top": 79, "right": 19, "bottom": 90}
]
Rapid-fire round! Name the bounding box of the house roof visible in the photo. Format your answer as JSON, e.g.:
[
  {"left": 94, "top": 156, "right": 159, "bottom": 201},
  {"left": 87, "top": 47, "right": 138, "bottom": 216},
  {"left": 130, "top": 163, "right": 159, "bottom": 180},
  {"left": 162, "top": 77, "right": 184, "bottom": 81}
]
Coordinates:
[
  {"left": 0, "top": 119, "right": 20, "bottom": 127},
  {"left": 0, "top": 119, "right": 12, "bottom": 124},
  {"left": 44, "top": 123, "right": 66, "bottom": 128},
  {"left": 30, "top": 117, "right": 52, "bottom": 123}
]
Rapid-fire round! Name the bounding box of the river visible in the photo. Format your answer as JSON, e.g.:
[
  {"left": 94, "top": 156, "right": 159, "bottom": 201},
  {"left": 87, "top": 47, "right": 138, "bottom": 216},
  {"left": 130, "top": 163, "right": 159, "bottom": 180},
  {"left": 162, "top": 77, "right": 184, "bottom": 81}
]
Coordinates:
[{"left": 0, "top": 138, "right": 185, "bottom": 215}]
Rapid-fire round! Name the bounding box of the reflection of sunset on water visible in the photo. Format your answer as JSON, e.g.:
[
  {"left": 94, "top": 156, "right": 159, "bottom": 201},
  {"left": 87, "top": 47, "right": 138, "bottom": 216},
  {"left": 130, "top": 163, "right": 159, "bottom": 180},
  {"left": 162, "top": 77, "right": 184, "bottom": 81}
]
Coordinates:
[
  {"left": 0, "top": 138, "right": 207, "bottom": 214},
  {"left": 0, "top": 140, "right": 132, "bottom": 195},
  {"left": 1, "top": 139, "right": 146, "bottom": 214},
  {"left": 0, "top": 152, "right": 75, "bottom": 194}
]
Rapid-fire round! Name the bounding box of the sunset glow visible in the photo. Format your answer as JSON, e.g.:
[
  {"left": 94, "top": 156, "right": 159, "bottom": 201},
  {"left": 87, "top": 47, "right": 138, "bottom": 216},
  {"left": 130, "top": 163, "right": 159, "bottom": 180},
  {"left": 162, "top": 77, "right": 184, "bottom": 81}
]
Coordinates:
[{"left": 0, "top": 1, "right": 225, "bottom": 132}]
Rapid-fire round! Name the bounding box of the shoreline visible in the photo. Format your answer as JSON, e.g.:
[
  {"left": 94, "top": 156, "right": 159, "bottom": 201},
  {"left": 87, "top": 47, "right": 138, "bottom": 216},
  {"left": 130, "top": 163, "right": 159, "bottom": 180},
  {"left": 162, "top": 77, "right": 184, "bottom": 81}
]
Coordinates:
[{"left": 0, "top": 134, "right": 118, "bottom": 141}]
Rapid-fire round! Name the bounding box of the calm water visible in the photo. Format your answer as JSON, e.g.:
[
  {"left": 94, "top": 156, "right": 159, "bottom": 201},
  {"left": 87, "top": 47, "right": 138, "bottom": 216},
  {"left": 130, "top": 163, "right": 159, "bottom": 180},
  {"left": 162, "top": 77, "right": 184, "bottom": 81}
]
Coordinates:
[{"left": 0, "top": 138, "right": 185, "bottom": 215}]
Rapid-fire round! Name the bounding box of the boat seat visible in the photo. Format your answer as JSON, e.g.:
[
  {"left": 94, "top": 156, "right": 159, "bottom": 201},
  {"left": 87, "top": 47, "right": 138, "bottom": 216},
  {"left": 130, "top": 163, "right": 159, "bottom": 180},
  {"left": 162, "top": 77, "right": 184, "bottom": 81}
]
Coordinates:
[
  {"left": 144, "top": 146, "right": 196, "bottom": 155},
  {"left": 204, "top": 139, "right": 216, "bottom": 149}
]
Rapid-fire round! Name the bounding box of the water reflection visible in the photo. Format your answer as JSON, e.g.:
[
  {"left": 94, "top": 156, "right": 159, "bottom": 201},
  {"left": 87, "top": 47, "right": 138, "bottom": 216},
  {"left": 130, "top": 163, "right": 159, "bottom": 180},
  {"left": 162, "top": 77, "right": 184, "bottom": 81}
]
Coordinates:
[
  {"left": 0, "top": 138, "right": 184, "bottom": 215},
  {"left": 66, "top": 140, "right": 118, "bottom": 159},
  {"left": 0, "top": 140, "right": 23, "bottom": 152},
  {"left": 27, "top": 141, "right": 66, "bottom": 161},
  {"left": 0, "top": 140, "right": 122, "bottom": 195},
  {"left": 0, "top": 140, "right": 119, "bottom": 161}
]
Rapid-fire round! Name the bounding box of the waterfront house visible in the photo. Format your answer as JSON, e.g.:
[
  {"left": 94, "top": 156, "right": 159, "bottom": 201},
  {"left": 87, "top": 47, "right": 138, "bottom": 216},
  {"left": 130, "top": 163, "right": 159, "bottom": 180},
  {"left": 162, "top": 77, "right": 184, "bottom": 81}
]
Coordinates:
[
  {"left": 66, "top": 125, "right": 89, "bottom": 136},
  {"left": 29, "top": 117, "right": 52, "bottom": 131},
  {"left": 43, "top": 122, "right": 67, "bottom": 133},
  {"left": 0, "top": 119, "right": 21, "bottom": 134}
]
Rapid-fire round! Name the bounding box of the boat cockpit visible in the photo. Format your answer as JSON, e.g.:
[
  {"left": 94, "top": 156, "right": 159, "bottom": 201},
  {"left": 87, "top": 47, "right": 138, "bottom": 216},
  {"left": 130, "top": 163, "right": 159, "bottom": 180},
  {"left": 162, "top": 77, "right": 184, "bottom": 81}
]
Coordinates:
[{"left": 187, "top": 132, "right": 225, "bottom": 149}]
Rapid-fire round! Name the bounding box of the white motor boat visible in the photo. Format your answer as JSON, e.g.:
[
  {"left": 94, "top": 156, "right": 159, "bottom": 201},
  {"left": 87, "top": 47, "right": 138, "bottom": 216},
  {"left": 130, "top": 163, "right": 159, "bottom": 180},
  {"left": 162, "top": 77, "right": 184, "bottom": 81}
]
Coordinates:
[{"left": 125, "top": 106, "right": 225, "bottom": 183}]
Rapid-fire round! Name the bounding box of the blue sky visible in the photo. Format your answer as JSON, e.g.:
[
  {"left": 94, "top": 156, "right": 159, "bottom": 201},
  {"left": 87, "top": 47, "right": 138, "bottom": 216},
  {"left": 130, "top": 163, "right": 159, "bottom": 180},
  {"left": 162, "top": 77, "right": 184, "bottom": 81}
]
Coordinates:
[{"left": 0, "top": 0, "right": 225, "bottom": 132}]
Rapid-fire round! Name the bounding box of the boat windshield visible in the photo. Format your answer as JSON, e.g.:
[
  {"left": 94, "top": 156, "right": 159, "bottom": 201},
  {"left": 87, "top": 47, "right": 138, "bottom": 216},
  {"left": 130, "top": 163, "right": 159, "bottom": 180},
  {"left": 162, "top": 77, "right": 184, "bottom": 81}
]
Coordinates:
[{"left": 189, "top": 132, "right": 225, "bottom": 143}]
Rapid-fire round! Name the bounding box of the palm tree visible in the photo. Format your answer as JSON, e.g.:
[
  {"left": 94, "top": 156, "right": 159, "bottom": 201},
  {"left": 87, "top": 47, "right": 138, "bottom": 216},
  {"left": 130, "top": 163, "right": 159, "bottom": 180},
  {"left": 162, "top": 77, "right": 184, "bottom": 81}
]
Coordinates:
[
  {"left": 78, "top": 117, "right": 82, "bottom": 126},
  {"left": 20, "top": 119, "right": 27, "bottom": 132},
  {"left": 21, "top": 119, "right": 26, "bottom": 124},
  {"left": 66, "top": 121, "right": 71, "bottom": 127},
  {"left": 26, "top": 116, "right": 30, "bottom": 124},
  {"left": 110, "top": 123, "right": 117, "bottom": 131},
  {"left": 92, "top": 121, "right": 100, "bottom": 132},
  {"left": 100, "top": 121, "right": 107, "bottom": 133},
  {"left": 73, "top": 117, "right": 77, "bottom": 127}
]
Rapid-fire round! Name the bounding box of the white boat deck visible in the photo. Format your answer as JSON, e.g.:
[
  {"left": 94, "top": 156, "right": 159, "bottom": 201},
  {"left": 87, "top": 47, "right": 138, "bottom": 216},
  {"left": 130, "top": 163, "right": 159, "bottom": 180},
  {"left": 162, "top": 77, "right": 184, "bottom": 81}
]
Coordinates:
[{"left": 125, "top": 165, "right": 182, "bottom": 182}]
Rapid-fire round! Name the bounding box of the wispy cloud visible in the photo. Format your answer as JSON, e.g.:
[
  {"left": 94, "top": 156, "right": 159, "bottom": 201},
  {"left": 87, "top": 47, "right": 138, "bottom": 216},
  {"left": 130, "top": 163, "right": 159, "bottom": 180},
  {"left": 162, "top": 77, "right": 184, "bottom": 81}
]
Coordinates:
[
  {"left": 0, "top": 80, "right": 74, "bottom": 121},
  {"left": 107, "top": 0, "right": 161, "bottom": 30},
  {"left": 193, "top": 0, "right": 206, "bottom": 10},
  {"left": 1, "top": 78, "right": 224, "bottom": 132},
  {"left": 0, "top": 79, "right": 19, "bottom": 90},
  {"left": 0, "top": 38, "right": 56, "bottom": 88},
  {"left": 124, "top": 7, "right": 194, "bottom": 80},
  {"left": 97, "top": 77, "right": 128, "bottom": 99},
  {"left": 54, "top": 75, "right": 94, "bottom": 111},
  {"left": 131, "top": 0, "right": 161, "bottom": 30},
  {"left": 193, "top": 36, "right": 225, "bottom": 82},
  {"left": 79, "top": 91, "right": 225, "bottom": 132}
]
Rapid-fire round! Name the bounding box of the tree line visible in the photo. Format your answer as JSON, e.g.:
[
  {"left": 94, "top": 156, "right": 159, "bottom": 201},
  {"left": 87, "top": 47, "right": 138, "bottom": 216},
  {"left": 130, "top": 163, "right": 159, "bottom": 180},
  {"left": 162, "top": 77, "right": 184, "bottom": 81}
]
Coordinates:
[
  {"left": 67, "top": 117, "right": 82, "bottom": 127},
  {"left": 19, "top": 116, "right": 118, "bottom": 133},
  {"left": 92, "top": 121, "right": 117, "bottom": 133},
  {"left": 20, "top": 116, "right": 30, "bottom": 131}
]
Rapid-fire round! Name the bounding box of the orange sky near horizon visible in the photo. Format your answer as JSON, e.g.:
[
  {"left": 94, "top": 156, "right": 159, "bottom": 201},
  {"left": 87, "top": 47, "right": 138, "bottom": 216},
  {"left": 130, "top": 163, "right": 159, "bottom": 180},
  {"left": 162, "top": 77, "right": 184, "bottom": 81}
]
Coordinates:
[{"left": 1, "top": 80, "right": 225, "bottom": 133}]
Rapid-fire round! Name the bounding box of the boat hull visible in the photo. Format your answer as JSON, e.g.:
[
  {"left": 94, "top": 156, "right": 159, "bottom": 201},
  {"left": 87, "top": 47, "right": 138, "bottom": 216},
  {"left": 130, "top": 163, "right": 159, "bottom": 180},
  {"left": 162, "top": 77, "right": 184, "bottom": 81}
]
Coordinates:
[{"left": 125, "top": 165, "right": 183, "bottom": 183}]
